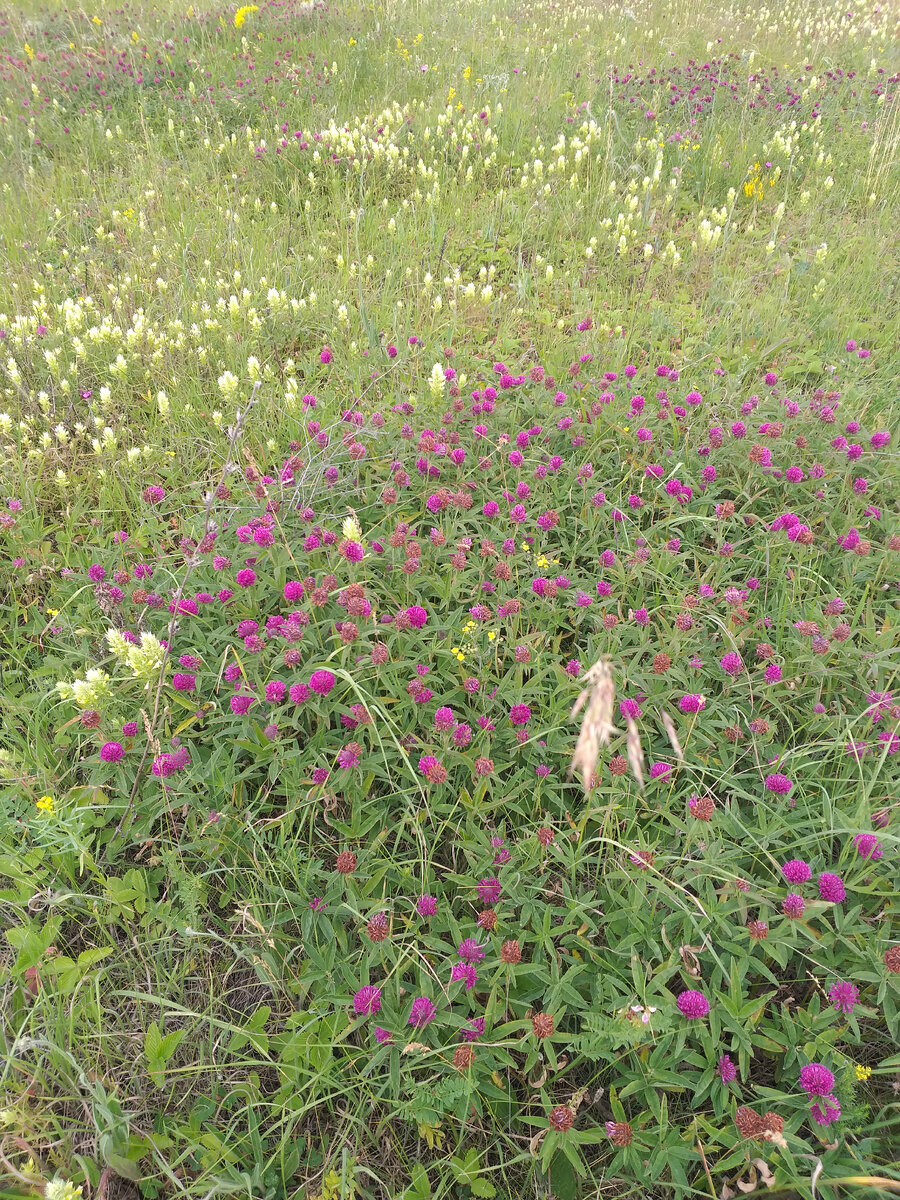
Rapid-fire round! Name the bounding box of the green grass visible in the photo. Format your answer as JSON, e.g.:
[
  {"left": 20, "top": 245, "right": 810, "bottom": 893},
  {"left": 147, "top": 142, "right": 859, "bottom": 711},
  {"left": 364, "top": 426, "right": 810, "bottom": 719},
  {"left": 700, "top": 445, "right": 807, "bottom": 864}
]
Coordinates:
[{"left": 0, "top": 0, "right": 899, "bottom": 1197}]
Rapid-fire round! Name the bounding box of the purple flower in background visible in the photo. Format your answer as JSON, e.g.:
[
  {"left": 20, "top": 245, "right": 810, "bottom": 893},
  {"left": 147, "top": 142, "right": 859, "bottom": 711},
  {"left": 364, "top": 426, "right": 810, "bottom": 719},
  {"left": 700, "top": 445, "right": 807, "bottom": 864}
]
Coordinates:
[
  {"left": 828, "top": 981, "right": 859, "bottom": 1014},
  {"left": 353, "top": 986, "right": 382, "bottom": 1016},
  {"left": 765, "top": 773, "right": 793, "bottom": 796},
  {"left": 416, "top": 894, "right": 438, "bottom": 917},
  {"left": 818, "top": 873, "right": 846, "bottom": 903},
  {"left": 720, "top": 652, "right": 744, "bottom": 676},
  {"left": 799, "top": 1063, "right": 835, "bottom": 1096},
  {"left": 458, "top": 938, "right": 486, "bottom": 963},
  {"left": 676, "top": 990, "right": 710, "bottom": 1019},
  {"left": 810, "top": 1095, "right": 841, "bottom": 1126},
  {"left": 462, "top": 1016, "right": 485, "bottom": 1041},
  {"left": 309, "top": 670, "right": 336, "bottom": 695},
  {"left": 408, "top": 997, "right": 436, "bottom": 1027},
  {"left": 782, "top": 893, "right": 805, "bottom": 918},
  {"left": 451, "top": 961, "right": 479, "bottom": 990},
  {"left": 782, "top": 858, "right": 810, "bottom": 883},
  {"left": 853, "top": 833, "right": 883, "bottom": 860},
  {"left": 718, "top": 1054, "right": 737, "bottom": 1084},
  {"left": 477, "top": 877, "right": 501, "bottom": 903}
]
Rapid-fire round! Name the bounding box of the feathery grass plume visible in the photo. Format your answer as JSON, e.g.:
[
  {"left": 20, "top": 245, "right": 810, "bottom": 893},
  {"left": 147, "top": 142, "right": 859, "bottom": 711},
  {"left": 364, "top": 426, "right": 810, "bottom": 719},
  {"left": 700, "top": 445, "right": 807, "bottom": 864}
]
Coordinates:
[
  {"left": 659, "top": 709, "right": 684, "bottom": 760},
  {"left": 569, "top": 657, "right": 616, "bottom": 794},
  {"left": 625, "top": 716, "right": 645, "bottom": 791}
]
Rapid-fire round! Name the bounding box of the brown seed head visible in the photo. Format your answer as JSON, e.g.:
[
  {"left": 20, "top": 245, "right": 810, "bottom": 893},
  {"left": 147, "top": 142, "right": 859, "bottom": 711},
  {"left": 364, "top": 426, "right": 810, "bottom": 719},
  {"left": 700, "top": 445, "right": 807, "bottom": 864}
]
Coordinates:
[
  {"left": 689, "top": 795, "right": 715, "bottom": 821},
  {"left": 500, "top": 940, "right": 521, "bottom": 964},
  {"left": 366, "top": 913, "right": 389, "bottom": 942},
  {"left": 335, "top": 851, "right": 356, "bottom": 875},
  {"left": 549, "top": 1105, "right": 574, "bottom": 1132},
  {"left": 735, "top": 1107, "right": 764, "bottom": 1139},
  {"left": 532, "top": 1013, "right": 554, "bottom": 1038},
  {"left": 605, "top": 1121, "right": 633, "bottom": 1146},
  {"left": 453, "top": 1044, "right": 475, "bottom": 1071}
]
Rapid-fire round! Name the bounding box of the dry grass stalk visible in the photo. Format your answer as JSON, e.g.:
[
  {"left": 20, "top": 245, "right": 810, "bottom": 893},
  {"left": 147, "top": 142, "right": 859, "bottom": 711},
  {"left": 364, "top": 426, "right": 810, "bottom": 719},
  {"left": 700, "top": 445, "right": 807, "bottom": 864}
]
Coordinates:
[
  {"left": 659, "top": 709, "right": 684, "bottom": 760},
  {"left": 569, "top": 658, "right": 616, "bottom": 794},
  {"left": 625, "top": 716, "right": 645, "bottom": 790}
]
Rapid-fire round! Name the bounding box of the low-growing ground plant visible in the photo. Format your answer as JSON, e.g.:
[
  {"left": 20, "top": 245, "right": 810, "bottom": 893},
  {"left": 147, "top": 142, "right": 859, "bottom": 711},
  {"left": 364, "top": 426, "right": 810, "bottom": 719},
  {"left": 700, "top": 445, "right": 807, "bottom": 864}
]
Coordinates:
[{"left": 0, "top": 0, "right": 898, "bottom": 1197}]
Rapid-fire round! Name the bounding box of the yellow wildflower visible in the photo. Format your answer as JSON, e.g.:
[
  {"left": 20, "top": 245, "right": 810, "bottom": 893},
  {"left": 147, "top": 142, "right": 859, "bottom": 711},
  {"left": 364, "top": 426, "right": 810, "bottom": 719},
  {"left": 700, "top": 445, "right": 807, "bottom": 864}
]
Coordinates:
[
  {"left": 24, "top": 43, "right": 34, "bottom": 59},
  {"left": 855, "top": 1064, "right": 872, "bottom": 1081},
  {"left": 36, "top": 795, "right": 55, "bottom": 815},
  {"left": 234, "top": 5, "right": 258, "bottom": 28}
]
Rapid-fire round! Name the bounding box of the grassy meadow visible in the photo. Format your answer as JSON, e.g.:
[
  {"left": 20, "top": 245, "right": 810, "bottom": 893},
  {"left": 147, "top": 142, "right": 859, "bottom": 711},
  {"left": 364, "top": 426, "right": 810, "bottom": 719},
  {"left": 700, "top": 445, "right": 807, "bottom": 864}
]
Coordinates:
[{"left": 0, "top": 0, "right": 899, "bottom": 1196}]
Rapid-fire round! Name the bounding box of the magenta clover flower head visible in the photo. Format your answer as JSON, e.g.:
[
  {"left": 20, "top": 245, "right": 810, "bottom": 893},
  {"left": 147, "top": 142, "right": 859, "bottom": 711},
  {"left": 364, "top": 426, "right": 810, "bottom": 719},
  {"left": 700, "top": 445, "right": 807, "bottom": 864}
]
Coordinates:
[
  {"left": 649, "top": 762, "right": 672, "bottom": 779},
  {"left": 283, "top": 580, "right": 304, "bottom": 602},
  {"left": 463, "top": 1016, "right": 485, "bottom": 1041},
  {"left": 416, "top": 894, "right": 437, "bottom": 917},
  {"left": 353, "top": 985, "right": 382, "bottom": 1016},
  {"left": 434, "top": 706, "right": 455, "bottom": 731},
  {"left": 451, "top": 962, "right": 479, "bottom": 990},
  {"left": 781, "top": 858, "right": 811, "bottom": 883},
  {"left": 406, "top": 605, "right": 428, "bottom": 628},
  {"left": 122, "top": 721, "right": 138, "bottom": 737},
  {"left": 457, "top": 938, "right": 485, "bottom": 964},
  {"left": 679, "top": 694, "right": 706, "bottom": 714},
  {"left": 172, "top": 673, "right": 196, "bottom": 692},
  {"left": 230, "top": 695, "right": 255, "bottom": 715},
  {"left": 408, "top": 997, "right": 436, "bottom": 1027},
  {"left": 799, "top": 1063, "right": 835, "bottom": 1096},
  {"left": 374, "top": 1026, "right": 393, "bottom": 1044},
  {"left": 477, "top": 877, "right": 501, "bottom": 904},
  {"left": 852, "top": 832, "right": 883, "bottom": 860},
  {"left": 509, "top": 703, "right": 532, "bottom": 726},
  {"left": 782, "top": 893, "right": 806, "bottom": 918},
  {"left": 765, "top": 773, "right": 793, "bottom": 796},
  {"left": 717, "top": 1054, "right": 738, "bottom": 1084},
  {"left": 676, "top": 990, "right": 710, "bottom": 1019},
  {"left": 99, "top": 741, "right": 124, "bottom": 763},
  {"left": 828, "top": 980, "right": 859, "bottom": 1014},
  {"left": 235, "top": 568, "right": 256, "bottom": 588},
  {"left": 309, "top": 669, "right": 336, "bottom": 696},
  {"left": 720, "top": 652, "right": 744, "bottom": 676},
  {"left": 818, "top": 872, "right": 846, "bottom": 903},
  {"left": 810, "top": 1095, "right": 842, "bottom": 1126}
]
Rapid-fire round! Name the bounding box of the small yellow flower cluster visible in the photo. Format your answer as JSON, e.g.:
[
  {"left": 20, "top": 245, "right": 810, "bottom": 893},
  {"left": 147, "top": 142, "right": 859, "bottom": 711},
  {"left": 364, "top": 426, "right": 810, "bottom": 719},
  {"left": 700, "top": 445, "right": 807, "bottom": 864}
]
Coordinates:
[
  {"left": 234, "top": 5, "right": 259, "bottom": 29},
  {"left": 744, "top": 162, "right": 773, "bottom": 201},
  {"left": 855, "top": 1063, "right": 872, "bottom": 1081},
  {"left": 36, "top": 795, "right": 55, "bottom": 815},
  {"left": 521, "top": 541, "right": 559, "bottom": 571}
]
